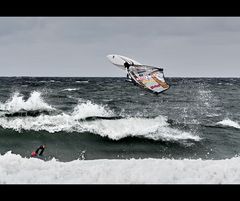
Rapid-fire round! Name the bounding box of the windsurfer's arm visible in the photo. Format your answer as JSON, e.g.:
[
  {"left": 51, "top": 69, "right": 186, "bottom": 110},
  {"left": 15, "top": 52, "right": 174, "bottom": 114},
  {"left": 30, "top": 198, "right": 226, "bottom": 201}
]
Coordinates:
[{"left": 35, "top": 145, "right": 45, "bottom": 155}]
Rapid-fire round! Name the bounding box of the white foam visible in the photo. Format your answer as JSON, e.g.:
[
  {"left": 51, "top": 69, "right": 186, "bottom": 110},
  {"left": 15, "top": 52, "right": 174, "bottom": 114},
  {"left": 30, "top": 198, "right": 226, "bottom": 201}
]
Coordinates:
[
  {"left": 217, "top": 119, "right": 240, "bottom": 129},
  {"left": 0, "top": 111, "right": 200, "bottom": 141},
  {"left": 0, "top": 91, "right": 54, "bottom": 113},
  {"left": 79, "top": 116, "right": 200, "bottom": 141},
  {"left": 75, "top": 81, "right": 89, "bottom": 83},
  {"left": 0, "top": 100, "right": 115, "bottom": 133},
  {"left": 62, "top": 88, "right": 78, "bottom": 91},
  {"left": 72, "top": 100, "right": 115, "bottom": 119},
  {"left": 0, "top": 95, "right": 200, "bottom": 142},
  {"left": 1, "top": 151, "right": 240, "bottom": 184}
]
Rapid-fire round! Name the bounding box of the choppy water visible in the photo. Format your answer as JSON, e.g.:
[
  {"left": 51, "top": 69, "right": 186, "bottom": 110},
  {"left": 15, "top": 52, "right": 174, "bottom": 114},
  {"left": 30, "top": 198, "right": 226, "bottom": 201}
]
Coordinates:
[{"left": 0, "top": 77, "right": 239, "bottom": 163}]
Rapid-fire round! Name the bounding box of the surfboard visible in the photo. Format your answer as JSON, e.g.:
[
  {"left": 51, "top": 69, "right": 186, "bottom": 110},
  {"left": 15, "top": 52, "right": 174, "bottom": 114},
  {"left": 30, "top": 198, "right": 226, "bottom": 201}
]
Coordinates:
[{"left": 106, "top": 54, "right": 142, "bottom": 71}]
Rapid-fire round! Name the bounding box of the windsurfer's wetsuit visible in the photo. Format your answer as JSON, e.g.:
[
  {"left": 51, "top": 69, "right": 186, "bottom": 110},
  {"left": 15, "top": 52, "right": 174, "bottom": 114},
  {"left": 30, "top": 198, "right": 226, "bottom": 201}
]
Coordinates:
[
  {"left": 36, "top": 145, "right": 45, "bottom": 156},
  {"left": 31, "top": 145, "right": 45, "bottom": 157},
  {"left": 124, "top": 62, "right": 134, "bottom": 80},
  {"left": 124, "top": 62, "right": 130, "bottom": 70}
]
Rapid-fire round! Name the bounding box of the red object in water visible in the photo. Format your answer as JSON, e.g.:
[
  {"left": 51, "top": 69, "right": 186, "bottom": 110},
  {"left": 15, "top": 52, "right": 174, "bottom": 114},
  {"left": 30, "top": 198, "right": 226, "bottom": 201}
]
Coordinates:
[{"left": 31, "top": 151, "right": 37, "bottom": 157}]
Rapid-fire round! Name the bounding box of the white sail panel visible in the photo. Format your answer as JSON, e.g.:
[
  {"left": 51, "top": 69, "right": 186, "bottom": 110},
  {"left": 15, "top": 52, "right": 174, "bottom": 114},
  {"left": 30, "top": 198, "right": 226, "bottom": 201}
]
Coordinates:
[{"left": 128, "top": 65, "right": 170, "bottom": 93}]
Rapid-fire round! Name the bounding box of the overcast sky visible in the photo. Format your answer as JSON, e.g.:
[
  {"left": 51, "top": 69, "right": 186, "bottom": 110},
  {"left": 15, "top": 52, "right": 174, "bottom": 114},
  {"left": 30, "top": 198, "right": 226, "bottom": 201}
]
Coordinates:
[{"left": 0, "top": 17, "right": 240, "bottom": 77}]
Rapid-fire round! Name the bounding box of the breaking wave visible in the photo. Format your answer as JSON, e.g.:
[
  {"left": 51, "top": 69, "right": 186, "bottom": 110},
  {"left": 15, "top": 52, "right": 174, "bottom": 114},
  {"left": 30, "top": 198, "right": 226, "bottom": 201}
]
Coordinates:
[
  {"left": 1, "top": 151, "right": 240, "bottom": 184},
  {"left": 76, "top": 116, "right": 200, "bottom": 141},
  {"left": 216, "top": 119, "right": 240, "bottom": 129},
  {"left": 0, "top": 92, "right": 199, "bottom": 142},
  {"left": 62, "top": 88, "right": 78, "bottom": 92},
  {"left": 0, "top": 114, "right": 200, "bottom": 142},
  {"left": 0, "top": 91, "right": 54, "bottom": 113}
]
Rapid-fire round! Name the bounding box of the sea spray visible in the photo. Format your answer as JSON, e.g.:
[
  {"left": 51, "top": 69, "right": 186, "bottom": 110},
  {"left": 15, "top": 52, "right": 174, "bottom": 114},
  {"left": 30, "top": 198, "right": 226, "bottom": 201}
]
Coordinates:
[
  {"left": 0, "top": 91, "right": 54, "bottom": 112},
  {"left": 0, "top": 114, "right": 200, "bottom": 142},
  {"left": 217, "top": 119, "right": 240, "bottom": 129}
]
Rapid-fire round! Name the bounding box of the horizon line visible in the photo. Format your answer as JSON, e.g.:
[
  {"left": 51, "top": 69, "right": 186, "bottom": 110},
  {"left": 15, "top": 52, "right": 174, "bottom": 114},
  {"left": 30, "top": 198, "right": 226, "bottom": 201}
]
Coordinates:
[{"left": 0, "top": 76, "right": 239, "bottom": 78}]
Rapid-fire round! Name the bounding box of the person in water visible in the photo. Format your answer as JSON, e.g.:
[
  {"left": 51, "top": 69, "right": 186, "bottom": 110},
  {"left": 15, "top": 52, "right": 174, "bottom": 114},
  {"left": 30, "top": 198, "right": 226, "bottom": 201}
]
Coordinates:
[{"left": 31, "top": 145, "right": 46, "bottom": 157}]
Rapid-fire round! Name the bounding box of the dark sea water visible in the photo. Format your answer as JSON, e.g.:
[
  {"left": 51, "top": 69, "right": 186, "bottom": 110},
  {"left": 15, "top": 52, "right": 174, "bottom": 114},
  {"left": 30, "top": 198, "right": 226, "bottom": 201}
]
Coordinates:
[{"left": 0, "top": 77, "right": 239, "bottom": 162}]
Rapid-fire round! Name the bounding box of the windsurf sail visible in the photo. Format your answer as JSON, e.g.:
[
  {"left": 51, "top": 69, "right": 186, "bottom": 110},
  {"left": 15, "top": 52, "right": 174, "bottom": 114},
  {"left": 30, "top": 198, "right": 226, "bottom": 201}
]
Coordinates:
[
  {"left": 107, "top": 54, "right": 170, "bottom": 94},
  {"left": 128, "top": 65, "right": 170, "bottom": 94}
]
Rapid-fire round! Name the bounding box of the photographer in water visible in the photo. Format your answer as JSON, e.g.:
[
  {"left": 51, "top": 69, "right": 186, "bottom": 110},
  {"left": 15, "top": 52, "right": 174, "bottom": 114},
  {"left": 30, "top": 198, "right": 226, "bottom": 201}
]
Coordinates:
[{"left": 31, "top": 145, "right": 46, "bottom": 157}]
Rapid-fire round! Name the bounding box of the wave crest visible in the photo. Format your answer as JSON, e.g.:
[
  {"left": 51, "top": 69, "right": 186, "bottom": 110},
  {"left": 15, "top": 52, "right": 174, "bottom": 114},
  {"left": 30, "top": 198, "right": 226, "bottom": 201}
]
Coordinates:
[
  {"left": 216, "top": 119, "right": 240, "bottom": 129},
  {"left": 80, "top": 116, "right": 200, "bottom": 141},
  {"left": 0, "top": 113, "right": 200, "bottom": 142},
  {"left": 0, "top": 93, "right": 200, "bottom": 142},
  {"left": 72, "top": 100, "right": 115, "bottom": 120},
  {"left": 0, "top": 91, "right": 54, "bottom": 113}
]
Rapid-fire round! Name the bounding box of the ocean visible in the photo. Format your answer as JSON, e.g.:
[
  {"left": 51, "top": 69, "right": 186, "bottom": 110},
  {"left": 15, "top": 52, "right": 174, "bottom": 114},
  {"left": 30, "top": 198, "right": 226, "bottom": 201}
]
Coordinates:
[{"left": 0, "top": 77, "right": 240, "bottom": 184}]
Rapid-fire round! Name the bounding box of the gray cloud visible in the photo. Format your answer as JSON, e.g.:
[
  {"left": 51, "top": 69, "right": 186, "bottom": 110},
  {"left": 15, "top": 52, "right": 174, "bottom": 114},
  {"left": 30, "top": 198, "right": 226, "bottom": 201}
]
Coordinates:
[{"left": 0, "top": 17, "right": 240, "bottom": 77}]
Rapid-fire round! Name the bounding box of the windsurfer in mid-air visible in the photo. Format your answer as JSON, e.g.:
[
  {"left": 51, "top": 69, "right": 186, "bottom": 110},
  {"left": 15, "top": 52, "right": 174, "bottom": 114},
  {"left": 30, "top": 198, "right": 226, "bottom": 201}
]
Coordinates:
[
  {"left": 124, "top": 62, "right": 130, "bottom": 70},
  {"left": 124, "top": 61, "right": 135, "bottom": 69},
  {"left": 107, "top": 54, "right": 170, "bottom": 94},
  {"left": 124, "top": 62, "right": 130, "bottom": 80},
  {"left": 124, "top": 62, "right": 134, "bottom": 81}
]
